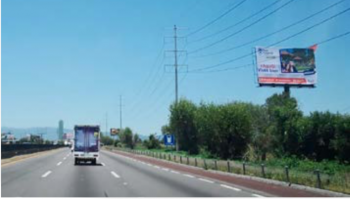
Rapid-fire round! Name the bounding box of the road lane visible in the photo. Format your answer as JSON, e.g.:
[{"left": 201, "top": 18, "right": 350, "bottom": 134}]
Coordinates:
[
  {"left": 1, "top": 148, "right": 69, "bottom": 197},
  {"left": 2, "top": 147, "right": 269, "bottom": 197},
  {"left": 100, "top": 150, "right": 256, "bottom": 197}
]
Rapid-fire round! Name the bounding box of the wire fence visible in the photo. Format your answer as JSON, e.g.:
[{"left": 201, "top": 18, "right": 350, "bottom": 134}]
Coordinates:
[{"left": 105, "top": 146, "right": 350, "bottom": 194}]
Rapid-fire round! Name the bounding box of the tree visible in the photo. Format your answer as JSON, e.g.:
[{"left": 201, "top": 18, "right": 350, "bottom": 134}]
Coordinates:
[
  {"left": 100, "top": 132, "right": 114, "bottom": 146},
  {"left": 265, "top": 92, "right": 303, "bottom": 157},
  {"left": 169, "top": 99, "right": 199, "bottom": 154},
  {"left": 161, "top": 125, "right": 172, "bottom": 135},
  {"left": 133, "top": 133, "right": 140, "bottom": 146},
  {"left": 331, "top": 114, "right": 350, "bottom": 162},
  {"left": 119, "top": 127, "right": 134, "bottom": 149},
  {"left": 144, "top": 134, "right": 161, "bottom": 149}
]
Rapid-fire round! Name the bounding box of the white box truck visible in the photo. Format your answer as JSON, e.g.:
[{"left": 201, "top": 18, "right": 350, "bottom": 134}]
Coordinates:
[{"left": 73, "top": 125, "right": 100, "bottom": 165}]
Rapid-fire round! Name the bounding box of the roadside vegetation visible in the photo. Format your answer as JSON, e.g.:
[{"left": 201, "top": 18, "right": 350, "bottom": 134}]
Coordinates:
[{"left": 103, "top": 91, "right": 350, "bottom": 193}]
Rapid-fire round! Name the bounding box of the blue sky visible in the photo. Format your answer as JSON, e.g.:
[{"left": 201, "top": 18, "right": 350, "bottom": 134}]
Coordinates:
[{"left": 2, "top": 0, "right": 350, "bottom": 136}]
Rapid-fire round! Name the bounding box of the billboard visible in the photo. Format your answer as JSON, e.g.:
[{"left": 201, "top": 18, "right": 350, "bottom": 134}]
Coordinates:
[
  {"left": 255, "top": 46, "right": 317, "bottom": 86},
  {"left": 110, "top": 128, "right": 119, "bottom": 136}
]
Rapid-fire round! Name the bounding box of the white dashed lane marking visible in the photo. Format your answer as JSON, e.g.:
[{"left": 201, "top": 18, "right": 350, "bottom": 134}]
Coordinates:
[
  {"left": 252, "top": 194, "right": 265, "bottom": 197},
  {"left": 162, "top": 168, "right": 169, "bottom": 171},
  {"left": 63, "top": 157, "right": 67, "bottom": 160},
  {"left": 111, "top": 171, "right": 120, "bottom": 178},
  {"left": 57, "top": 162, "right": 62, "bottom": 166},
  {"left": 183, "top": 174, "right": 195, "bottom": 178},
  {"left": 154, "top": 166, "right": 160, "bottom": 169},
  {"left": 42, "top": 171, "right": 52, "bottom": 178},
  {"left": 220, "top": 184, "right": 241, "bottom": 191},
  {"left": 170, "top": 170, "right": 180, "bottom": 174},
  {"left": 101, "top": 162, "right": 106, "bottom": 166},
  {"left": 198, "top": 178, "right": 214, "bottom": 184}
]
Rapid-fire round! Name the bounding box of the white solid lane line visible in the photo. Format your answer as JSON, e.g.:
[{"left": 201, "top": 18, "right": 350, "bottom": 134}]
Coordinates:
[
  {"left": 111, "top": 171, "right": 120, "bottom": 178},
  {"left": 154, "top": 166, "right": 160, "bottom": 169},
  {"left": 101, "top": 162, "right": 106, "bottom": 166},
  {"left": 57, "top": 162, "right": 62, "bottom": 166},
  {"left": 162, "top": 168, "right": 169, "bottom": 171},
  {"left": 252, "top": 194, "right": 265, "bottom": 197},
  {"left": 198, "top": 178, "right": 214, "bottom": 184},
  {"left": 147, "top": 164, "right": 152, "bottom": 167},
  {"left": 42, "top": 171, "right": 52, "bottom": 178},
  {"left": 183, "top": 174, "right": 195, "bottom": 178},
  {"left": 220, "top": 184, "right": 241, "bottom": 192}
]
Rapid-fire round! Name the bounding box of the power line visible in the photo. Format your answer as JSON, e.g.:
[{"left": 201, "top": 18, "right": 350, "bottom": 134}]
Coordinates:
[
  {"left": 268, "top": 7, "right": 350, "bottom": 47},
  {"left": 186, "top": 0, "right": 247, "bottom": 37},
  {"left": 192, "top": 0, "right": 345, "bottom": 58},
  {"left": 317, "top": 31, "right": 350, "bottom": 45},
  {"left": 188, "top": 8, "right": 350, "bottom": 72},
  {"left": 188, "top": 63, "right": 252, "bottom": 73},
  {"left": 126, "top": 44, "right": 165, "bottom": 113},
  {"left": 188, "top": 0, "right": 295, "bottom": 55},
  {"left": 189, "top": 0, "right": 281, "bottom": 44}
]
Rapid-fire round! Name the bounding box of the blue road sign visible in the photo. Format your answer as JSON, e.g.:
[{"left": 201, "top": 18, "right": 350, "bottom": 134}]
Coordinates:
[{"left": 164, "top": 134, "right": 175, "bottom": 146}]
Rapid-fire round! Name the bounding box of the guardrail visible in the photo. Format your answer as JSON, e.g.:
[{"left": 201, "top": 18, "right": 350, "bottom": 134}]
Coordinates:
[
  {"left": 1, "top": 144, "right": 66, "bottom": 159},
  {"left": 105, "top": 146, "right": 350, "bottom": 195}
]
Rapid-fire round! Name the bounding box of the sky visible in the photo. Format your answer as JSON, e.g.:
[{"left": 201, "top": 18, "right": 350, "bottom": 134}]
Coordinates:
[{"left": 2, "top": 0, "right": 350, "bottom": 136}]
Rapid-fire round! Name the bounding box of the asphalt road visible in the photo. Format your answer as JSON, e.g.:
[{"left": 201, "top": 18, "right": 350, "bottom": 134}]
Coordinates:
[{"left": 2, "top": 148, "right": 270, "bottom": 197}]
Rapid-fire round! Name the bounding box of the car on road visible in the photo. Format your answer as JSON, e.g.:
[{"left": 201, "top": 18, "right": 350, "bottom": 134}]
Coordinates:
[{"left": 73, "top": 125, "right": 100, "bottom": 165}]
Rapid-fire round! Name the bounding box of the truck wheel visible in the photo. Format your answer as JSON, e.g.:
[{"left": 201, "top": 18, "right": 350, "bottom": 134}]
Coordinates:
[
  {"left": 92, "top": 159, "right": 96, "bottom": 165},
  {"left": 75, "top": 158, "right": 78, "bottom": 165}
]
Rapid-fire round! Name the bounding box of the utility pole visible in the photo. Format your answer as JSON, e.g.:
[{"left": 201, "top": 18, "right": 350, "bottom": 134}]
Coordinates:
[
  {"left": 173, "top": 25, "right": 179, "bottom": 152},
  {"left": 120, "top": 95, "right": 123, "bottom": 131},
  {"left": 105, "top": 112, "right": 108, "bottom": 135},
  {"left": 164, "top": 25, "right": 187, "bottom": 152},
  {"left": 174, "top": 25, "right": 179, "bottom": 105}
]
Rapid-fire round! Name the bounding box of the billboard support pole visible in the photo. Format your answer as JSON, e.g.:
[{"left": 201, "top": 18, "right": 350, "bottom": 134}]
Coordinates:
[{"left": 284, "top": 85, "right": 290, "bottom": 97}]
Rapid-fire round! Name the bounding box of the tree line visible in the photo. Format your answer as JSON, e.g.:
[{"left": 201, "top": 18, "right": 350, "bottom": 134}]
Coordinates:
[{"left": 163, "top": 92, "right": 350, "bottom": 163}]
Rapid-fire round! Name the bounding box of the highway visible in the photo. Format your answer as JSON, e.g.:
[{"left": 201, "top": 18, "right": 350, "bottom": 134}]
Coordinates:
[
  {"left": 2, "top": 148, "right": 329, "bottom": 197},
  {"left": 1, "top": 148, "right": 274, "bottom": 197}
]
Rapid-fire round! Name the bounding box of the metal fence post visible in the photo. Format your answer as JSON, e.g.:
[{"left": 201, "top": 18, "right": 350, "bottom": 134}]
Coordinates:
[
  {"left": 195, "top": 158, "right": 198, "bottom": 167},
  {"left": 285, "top": 166, "right": 290, "bottom": 183},
  {"left": 315, "top": 169, "right": 321, "bottom": 188},
  {"left": 227, "top": 161, "right": 231, "bottom": 173},
  {"left": 204, "top": 159, "right": 207, "bottom": 170},
  {"left": 174, "top": 155, "right": 176, "bottom": 161},
  {"left": 180, "top": 156, "right": 183, "bottom": 164},
  {"left": 243, "top": 162, "right": 246, "bottom": 175},
  {"left": 214, "top": 160, "right": 218, "bottom": 170},
  {"left": 168, "top": 154, "right": 171, "bottom": 161},
  {"left": 261, "top": 164, "right": 266, "bottom": 178},
  {"left": 187, "top": 157, "right": 189, "bottom": 165}
]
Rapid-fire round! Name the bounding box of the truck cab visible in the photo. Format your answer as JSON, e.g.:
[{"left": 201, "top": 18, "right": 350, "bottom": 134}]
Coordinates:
[{"left": 73, "top": 125, "right": 100, "bottom": 165}]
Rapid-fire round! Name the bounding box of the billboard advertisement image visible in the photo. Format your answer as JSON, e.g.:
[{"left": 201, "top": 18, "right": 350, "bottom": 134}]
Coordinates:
[
  {"left": 255, "top": 46, "right": 317, "bottom": 86},
  {"left": 110, "top": 128, "right": 119, "bottom": 136}
]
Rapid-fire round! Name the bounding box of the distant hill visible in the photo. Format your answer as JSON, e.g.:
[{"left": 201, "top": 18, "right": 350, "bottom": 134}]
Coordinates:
[{"left": 1, "top": 127, "right": 72, "bottom": 141}]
